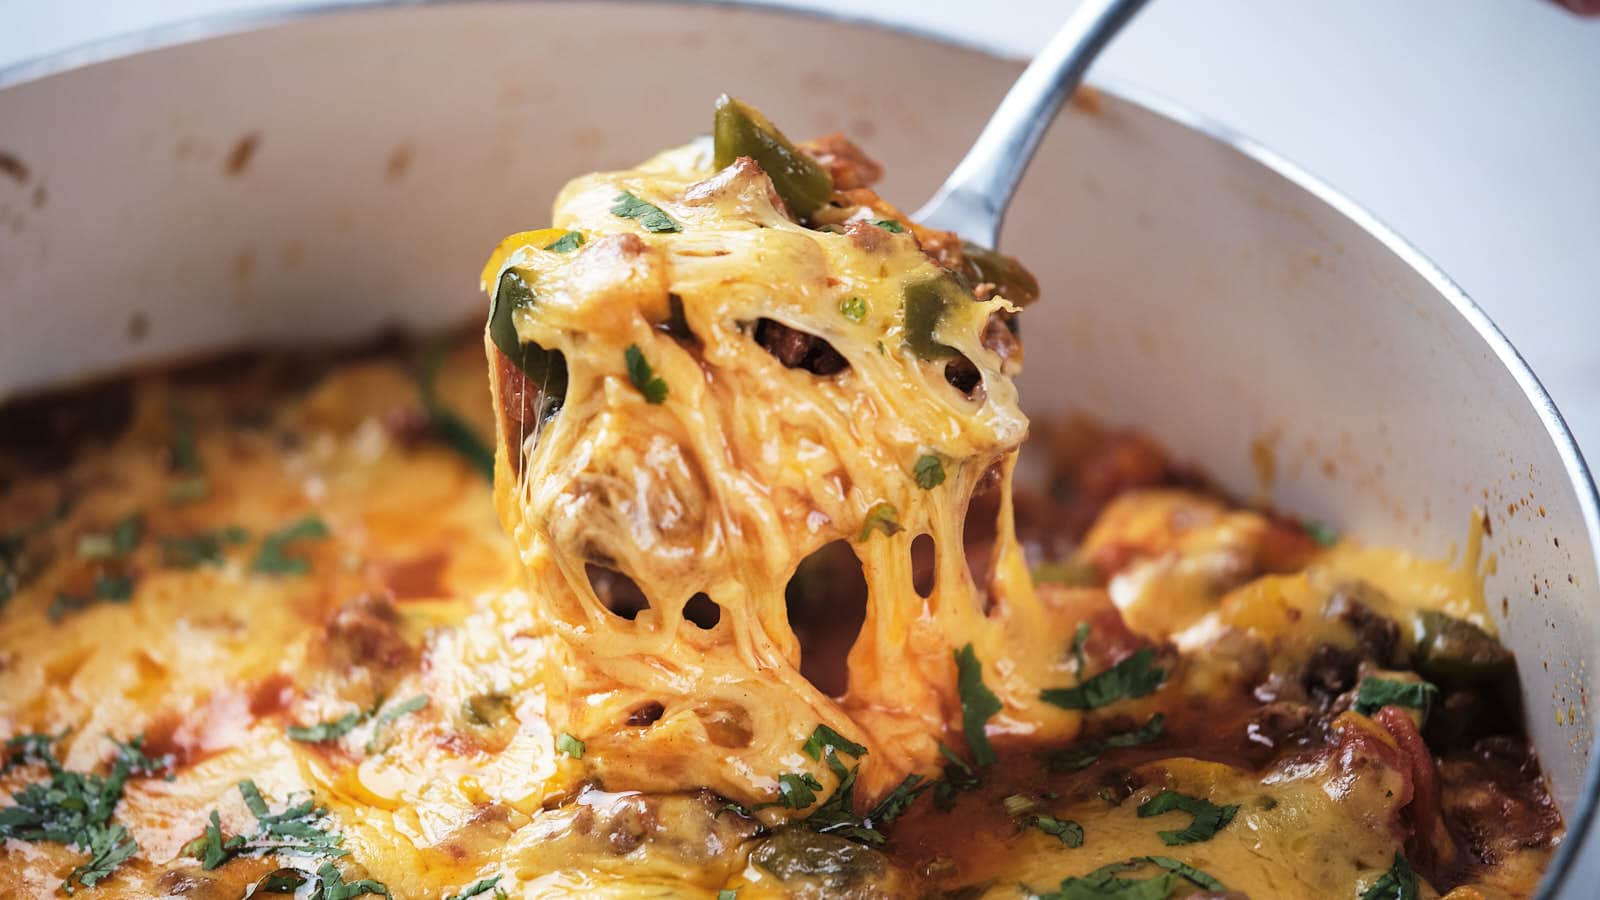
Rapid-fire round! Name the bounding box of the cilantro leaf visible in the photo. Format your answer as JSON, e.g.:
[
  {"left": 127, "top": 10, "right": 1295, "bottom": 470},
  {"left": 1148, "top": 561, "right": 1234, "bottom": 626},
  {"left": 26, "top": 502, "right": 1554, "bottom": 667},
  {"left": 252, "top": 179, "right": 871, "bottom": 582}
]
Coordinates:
[
  {"left": 419, "top": 341, "right": 496, "bottom": 482},
  {"left": 954, "top": 643, "right": 1002, "bottom": 767},
  {"left": 3, "top": 730, "right": 65, "bottom": 773},
  {"left": 252, "top": 516, "right": 329, "bottom": 575},
  {"left": 932, "top": 743, "right": 982, "bottom": 810},
  {"left": 1360, "top": 852, "right": 1420, "bottom": 900},
  {"left": 161, "top": 526, "right": 249, "bottom": 569},
  {"left": 1040, "top": 647, "right": 1166, "bottom": 710},
  {"left": 1303, "top": 520, "right": 1340, "bottom": 547},
  {"left": 556, "top": 732, "right": 586, "bottom": 760},
  {"left": 543, "top": 231, "right": 585, "bottom": 253},
  {"left": 1045, "top": 714, "right": 1165, "bottom": 773},
  {"left": 1042, "top": 856, "right": 1226, "bottom": 900},
  {"left": 774, "top": 772, "right": 823, "bottom": 809},
  {"left": 77, "top": 514, "right": 143, "bottom": 561},
  {"left": 287, "top": 708, "right": 369, "bottom": 743},
  {"left": 913, "top": 455, "right": 945, "bottom": 489},
  {"left": 365, "top": 695, "right": 428, "bottom": 754},
  {"left": 868, "top": 218, "right": 905, "bottom": 233},
  {"left": 839, "top": 296, "right": 868, "bottom": 322},
  {"left": 1069, "top": 621, "right": 1091, "bottom": 676},
  {"left": 1032, "top": 815, "right": 1085, "bottom": 848},
  {"left": 858, "top": 502, "right": 901, "bottom": 542},
  {"left": 1136, "top": 790, "right": 1239, "bottom": 845},
  {"left": 317, "top": 860, "right": 392, "bottom": 899},
  {"left": 625, "top": 344, "right": 669, "bottom": 404},
  {"left": 865, "top": 774, "right": 930, "bottom": 827},
  {"left": 801, "top": 724, "right": 867, "bottom": 762},
  {"left": 610, "top": 191, "right": 680, "bottom": 233},
  {"left": 718, "top": 892, "right": 739, "bottom": 900},
  {"left": 445, "top": 876, "right": 503, "bottom": 900},
  {"left": 1353, "top": 677, "right": 1440, "bottom": 721}
]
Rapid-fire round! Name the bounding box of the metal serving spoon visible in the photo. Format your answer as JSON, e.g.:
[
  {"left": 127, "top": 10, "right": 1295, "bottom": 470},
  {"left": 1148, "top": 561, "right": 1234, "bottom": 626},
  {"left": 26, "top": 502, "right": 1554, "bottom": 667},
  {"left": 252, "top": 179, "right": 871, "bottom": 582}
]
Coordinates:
[{"left": 913, "top": 0, "right": 1151, "bottom": 249}]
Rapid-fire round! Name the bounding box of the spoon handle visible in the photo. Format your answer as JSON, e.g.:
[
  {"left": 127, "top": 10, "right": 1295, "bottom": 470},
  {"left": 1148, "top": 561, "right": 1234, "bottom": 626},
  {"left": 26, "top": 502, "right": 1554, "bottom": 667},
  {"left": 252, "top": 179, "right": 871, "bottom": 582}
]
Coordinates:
[{"left": 913, "top": 0, "right": 1150, "bottom": 248}]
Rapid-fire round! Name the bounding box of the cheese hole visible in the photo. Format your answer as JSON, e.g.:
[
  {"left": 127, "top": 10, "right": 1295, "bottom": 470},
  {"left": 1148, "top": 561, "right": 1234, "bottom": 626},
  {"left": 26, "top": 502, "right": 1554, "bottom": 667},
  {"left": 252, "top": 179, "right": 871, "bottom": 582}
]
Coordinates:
[
  {"left": 586, "top": 564, "right": 650, "bottom": 620},
  {"left": 683, "top": 592, "right": 721, "bottom": 629},
  {"left": 754, "top": 318, "right": 849, "bottom": 376},
  {"left": 626, "top": 701, "right": 665, "bottom": 728},
  {"left": 911, "top": 533, "right": 936, "bottom": 598},
  {"left": 787, "top": 540, "right": 867, "bottom": 698},
  {"left": 965, "top": 463, "right": 1005, "bottom": 615}
]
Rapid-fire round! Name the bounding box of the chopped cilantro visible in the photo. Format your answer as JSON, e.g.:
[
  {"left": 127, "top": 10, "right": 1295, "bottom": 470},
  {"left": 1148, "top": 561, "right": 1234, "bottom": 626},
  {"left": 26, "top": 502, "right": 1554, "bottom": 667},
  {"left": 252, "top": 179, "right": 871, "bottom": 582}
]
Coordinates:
[
  {"left": 1354, "top": 677, "right": 1440, "bottom": 721},
  {"left": 77, "top": 514, "right": 143, "bottom": 561},
  {"left": 858, "top": 502, "right": 901, "bottom": 541},
  {"left": 95, "top": 575, "right": 135, "bottom": 601},
  {"left": 624, "top": 344, "right": 669, "bottom": 404},
  {"left": 839, "top": 296, "right": 868, "bottom": 322},
  {"left": 1045, "top": 714, "right": 1165, "bottom": 772},
  {"left": 1136, "top": 790, "right": 1239, "bottom": 845},
  {"left": 610, "top": 191, "right": 681, "bottom": 233},
  {"left": 1360, "top": 852, "right": 1420, "bottom": 900},
  {"left": 252, "top": 516, "right": 329, "bottom": 575},
  {"left": 773, "top": 772, "right": 823, "bottom": 808},
  {"left": 316, "top": 861, "right": 392, "bottom": 900},
  {"left": 865, "top": 773, "right": 930, "bottom": 827},
  {"left": 161, "top": 526, "right": 249, "bottom": 569},
  {"left": 556, "top": 732, "right": 586, "bottom": 760},
  {"left": 543, "top": 230, "right": 585, "bottom": 253},
  {"left": 913, "top": 454, "right": 946, "bottom": 489},
  {"left": 445, "top": 876, "right": 504, "bottom": 900},
  {"left": 801, "top": 724, "right": 867, "bottom": 762},
  {"left": 184, "top": 779, "right": 348, "bottom": 870},
  {"left": 1040, "top": 856, "right": 1225, "bottom": 900},
  {"left": 3, "top": 730, "right": 66, "bottom": 773},
  {"left": 49, "top": 592, "right": 92, "bottom": 622},
  {"left": 419, "top": 341, "right": 496, "bottom": 481},
  {"left": 1303, "top": 520, "right": 1340, "bottom": 547},
  {"left": 954, "top": 643, "right": 1002, "bottom": 767},
  {"left": 287, "top": 707, "right": 369, "bottom": 743},
  {"left": 0, "top": 731, "right": 161, "bottom": 892},
  {"left": 1040, "top": 647, "right": 1166, "bottom": 710},
  {"left": 365, "top": 695, "right": 428, "bottom": 754},
  {"left": 868, "top": 218, "right": 905, "bottom": 233},
  {"left": 718, "top": 891, "right": 739, "bottom": 900},
  {"left": 1069, "top": 622, "right": 1091, "bottom": 676},
  {"left": 169, "top": 407, "right": 203, "bottom": 475},
  {"left": 932, "top": 743, "right": 981, "bottom": 810},
  {"left": 1032, "top": 815, "right": 1085, "bottom": 848}
]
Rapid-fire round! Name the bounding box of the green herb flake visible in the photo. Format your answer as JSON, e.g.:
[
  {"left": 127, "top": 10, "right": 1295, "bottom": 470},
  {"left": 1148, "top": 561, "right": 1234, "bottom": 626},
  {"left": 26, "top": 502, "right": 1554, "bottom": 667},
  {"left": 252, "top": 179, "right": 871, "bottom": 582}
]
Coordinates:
[
  {"left": 251, "top": 516, "right": 329, "bottom": 575},
  {"left": 77, "top": 514, "right": 143, "bottom": 561},
  {"left": 365, "top": 695, "right": 429, "bottom": 754},
  {"left": 287, "top": 708, "right": 369, "bottom": 744},
  {"left": 1040, "top": 647, "right": 1167, "bottom": 710},
  {"left": 954, "top": 643, "right": 1002, "bottom": 767},
  {"left": 866, "top": 773, "right": 929, "bottom": 827},
  {"left": 556, "top": 732, "right": 586, "bottom": 760},
  {"left": 316, "top": 860, "right": 392, "bottom": 900},
  {"left": 1041, "top": 856, "right": 1226, "bottom": 900},
  {"left": 718, "top": 891, "right": 739, "bottom": 900},
  {"left": 1032, "top": 815, "right": 1085, "bottom": 848},
  {"left": 610, "top": 191, "right": 681, "bottom": 233},
  {"left": 1135, "top": 789, "right": 1239, "bottom": 845},
  {"left": 913, "top": 454, "right": 946, "bottom": 489},
  {"left": 839, "top": 296, "right": 868, "bottom": 322},
  {"left": 444, "top": 875, "right": 503, "bottom": 900},
  {"left": 161, "top": 526, "right": 249, "bottom": 569},
  {"left": 801, "top": 724, "right": 867, "bottom": 762},
  {"left": 868, "top": 218, "right": 905, "bottom": 233},
  {"left": 543, "top": 230, "right": 585, "bottom": 253},
  {"left": 1304, "top": 520, "right": 1340, "bottom": 547},
  {"left": 1069, "top": 622, "right": 1091, "bottom": 676},
  {"left": 0, "top": 731, "right": 163, "bottom": 892},
  {"left": 1360, "top": 852, "right": 1420, "bottom": 900},
  {"left": 1353, "top": 677, "right": 1440, "bottom": 721},
  {"left": 95, "top": 575, "right": 135, "bottom": 602},
  {"left": 187, "top": 779, "right": 349, "bottom": 870},
  {"left": 624, "top": 344, "right": 670, "bottom": 404},
  {"left": 419, "top": 342, "right": 496, "bottom": 482},
  {"left": 774, "top": 772, "right": 823, "bottom": 808},
  {"left": 858, "top": 502, "right": 901, "bottom": 542},
  {"left": 1045, "top": 714, "right": 1165, "bottom": 773}
]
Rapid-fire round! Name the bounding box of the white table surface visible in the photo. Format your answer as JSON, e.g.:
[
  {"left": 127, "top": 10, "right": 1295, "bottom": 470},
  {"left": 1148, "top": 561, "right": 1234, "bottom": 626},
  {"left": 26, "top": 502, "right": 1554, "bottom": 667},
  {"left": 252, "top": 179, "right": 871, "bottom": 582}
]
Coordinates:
[{"left": 3, "top": 0, "right": 1598, "bottom": 461}]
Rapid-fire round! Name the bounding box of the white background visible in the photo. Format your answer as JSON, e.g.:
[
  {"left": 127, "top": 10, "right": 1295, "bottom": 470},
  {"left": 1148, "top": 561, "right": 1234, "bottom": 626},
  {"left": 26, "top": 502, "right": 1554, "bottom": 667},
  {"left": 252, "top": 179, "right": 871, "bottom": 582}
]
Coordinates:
[{"left": 2, "top": 0, "right": 1598, "bottom": 457}]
